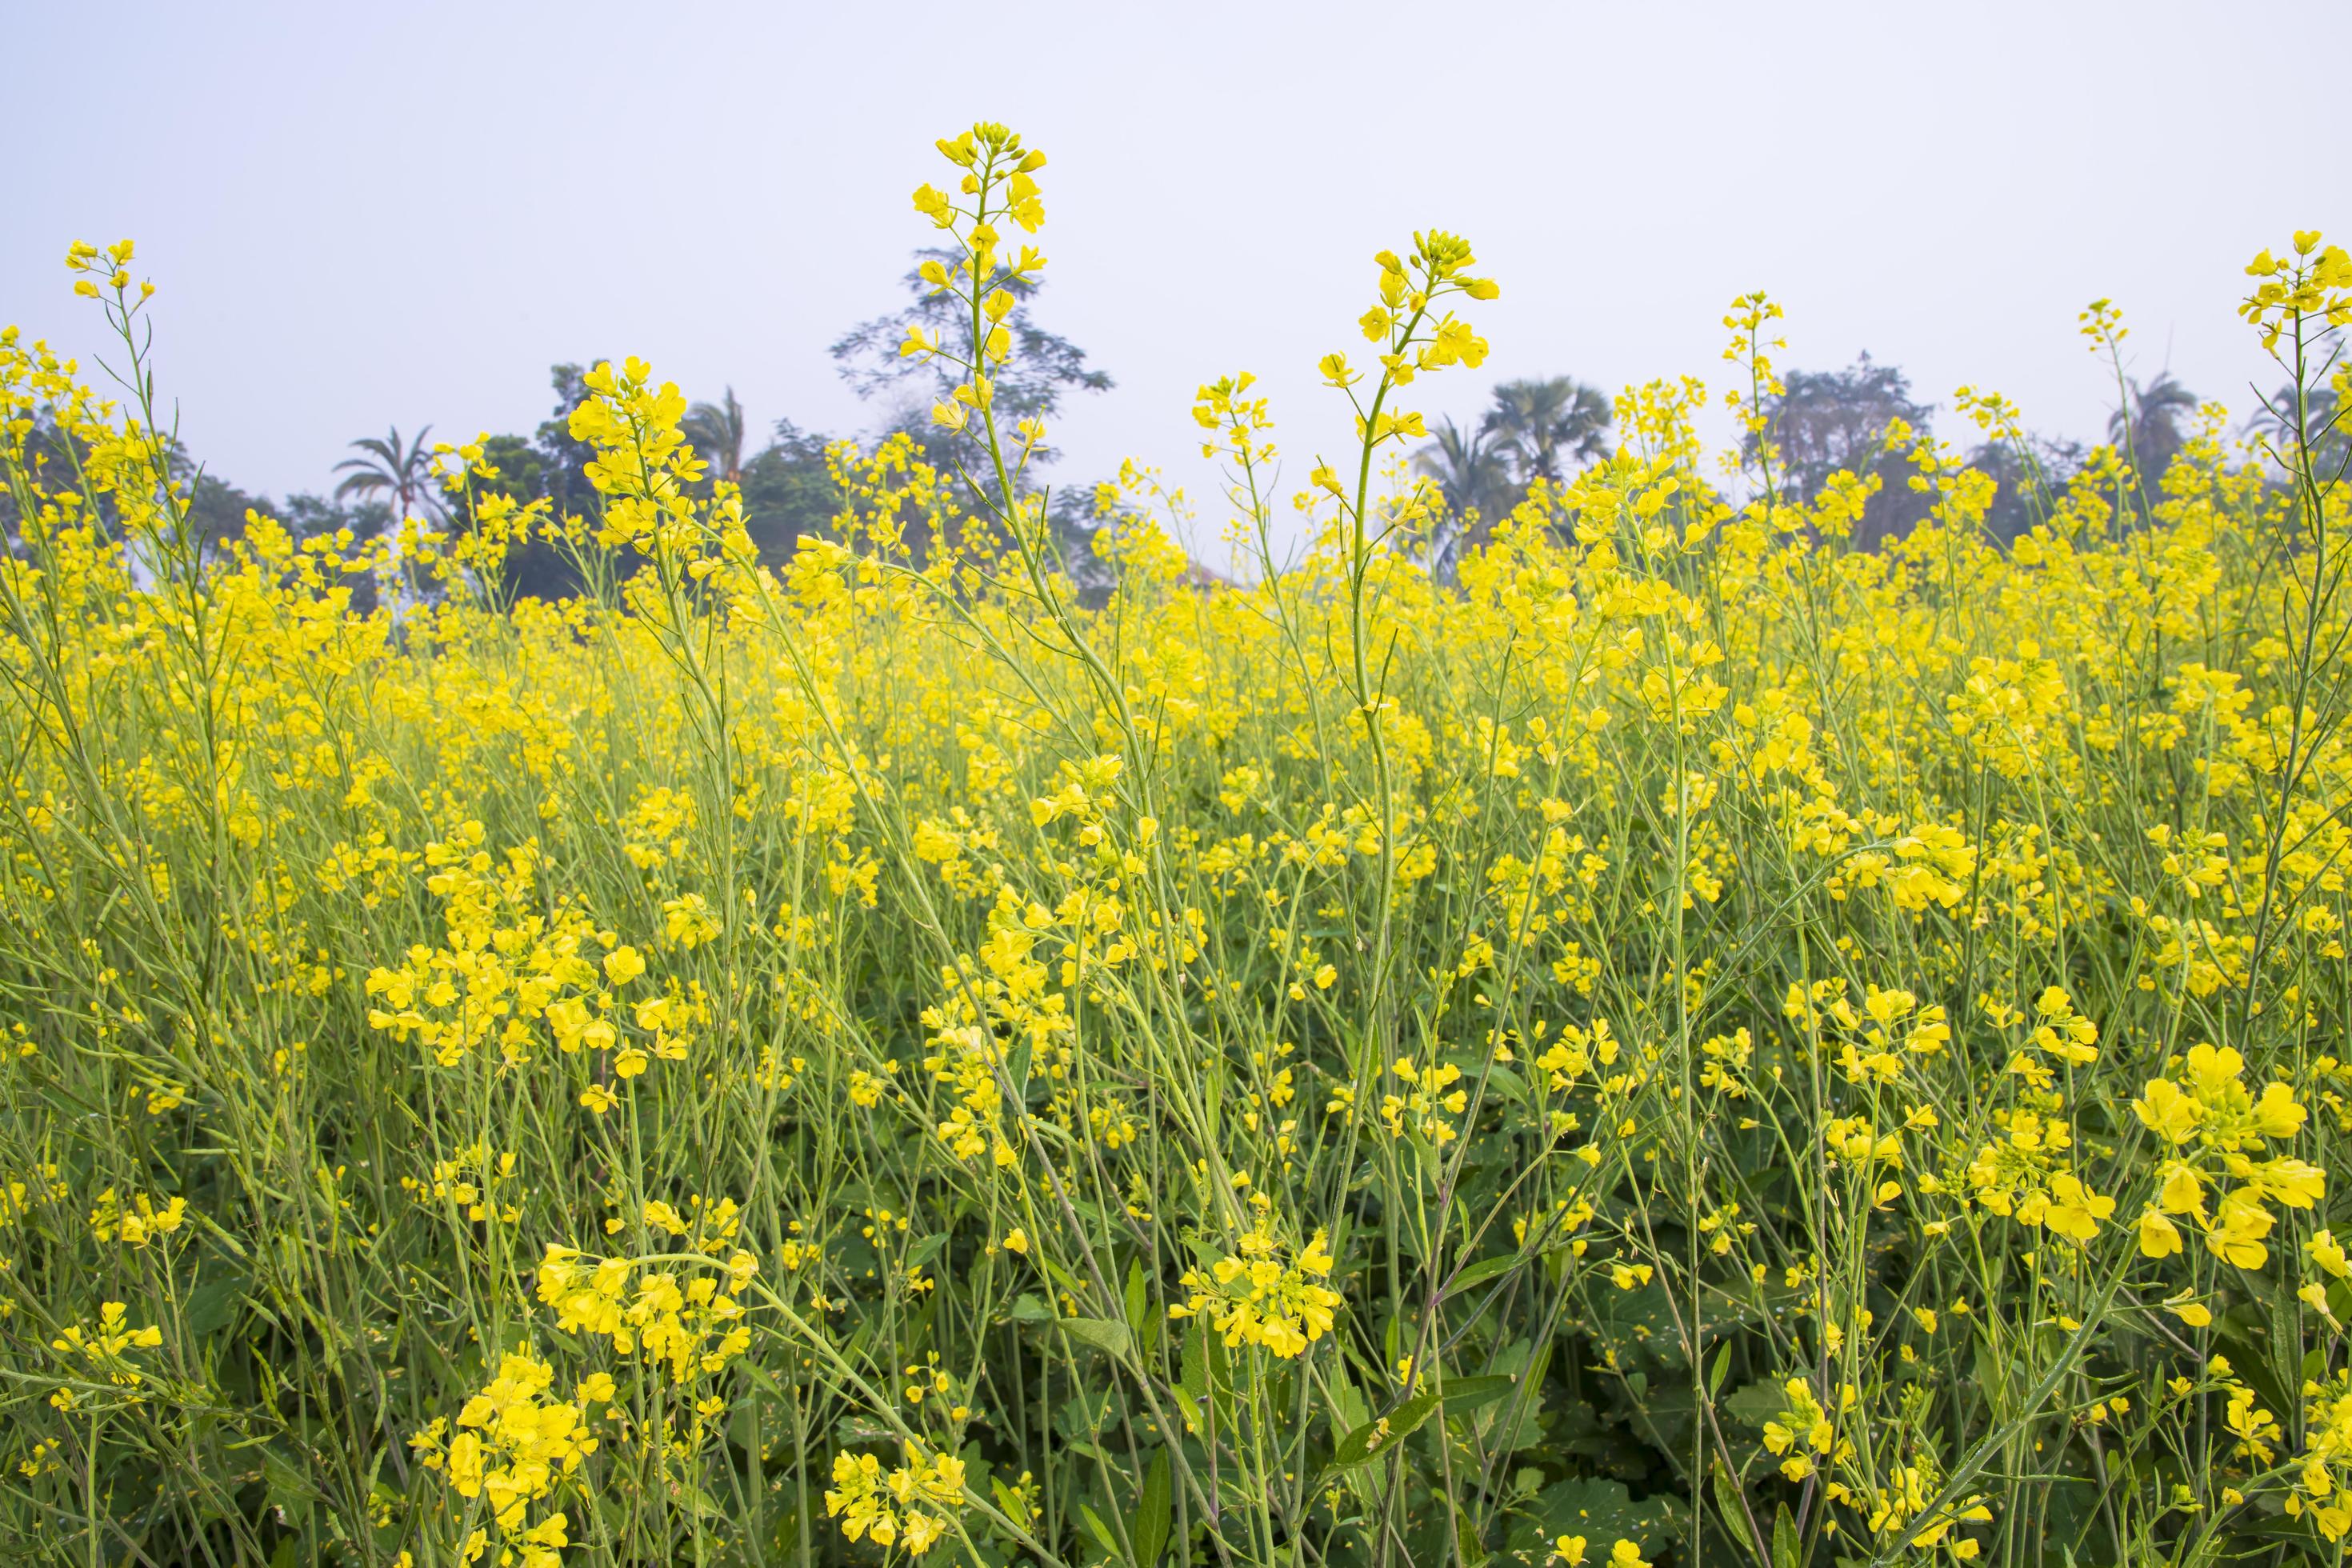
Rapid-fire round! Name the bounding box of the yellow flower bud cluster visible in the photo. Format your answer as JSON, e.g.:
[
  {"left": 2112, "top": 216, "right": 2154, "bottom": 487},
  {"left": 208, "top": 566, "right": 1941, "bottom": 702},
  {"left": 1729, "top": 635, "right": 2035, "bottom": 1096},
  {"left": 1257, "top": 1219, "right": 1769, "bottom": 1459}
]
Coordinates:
[
  {"left": 2241, "top": 229, "right": 2352, "bottom": 354},
  {"left": 534, "top": 1218, "right": 757, "bottom": 1383},
  {"left": 359, "top": 825, "right": 702, "bottom": 1116},
  {"left": 1965, "top": 1110, "right": 2115, "bottom": 1244},
  {"left": 824, "top": 1441, "right": 968, "bottom": 1556},
  {"left": 1863, "top": 1463, "right": 1992, "bottom": 1559},
  {"left": 63, "top": 238, "right": 153, "bottom": 306},
  {"left": 1378, "top": 1054, "right": 1469, "bottom": 1144},
  {"left": 2293, "top": 1370, "right": 2352, "bottom": 1540},
  {"left": 402, "top": 1142, "right": 522, "bottom": 1226},
  {"left": 1168, "top": 1222, "right": 1342, "bottom": 1358},
  {"left": 409, "top": 1352, "right": 594, "bottom": 1566},
  {"left": 49, "top": 1301, "right": 163, "bottom": 1395},
  {"left": 1762, "top": 1376, "right": 1851, "bottom": 1482},
  {"left": 86, "top": 1187, "right": 188, "bottom": 1248},
  {"left": 2131, "top": 1042, "right": 2321, "bottom": 1267}
]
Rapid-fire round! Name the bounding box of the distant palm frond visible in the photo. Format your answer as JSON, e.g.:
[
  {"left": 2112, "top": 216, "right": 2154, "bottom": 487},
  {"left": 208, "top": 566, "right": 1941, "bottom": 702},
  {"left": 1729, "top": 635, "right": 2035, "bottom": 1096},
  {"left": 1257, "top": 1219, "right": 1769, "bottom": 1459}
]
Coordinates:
[{"left": 333, "top": 425, "right": 443, "bottom": 522}]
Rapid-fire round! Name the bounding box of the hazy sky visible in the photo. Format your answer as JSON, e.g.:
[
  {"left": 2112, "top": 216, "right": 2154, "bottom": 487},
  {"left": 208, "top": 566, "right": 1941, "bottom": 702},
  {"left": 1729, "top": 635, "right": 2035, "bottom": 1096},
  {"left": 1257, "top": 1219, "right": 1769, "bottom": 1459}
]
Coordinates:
[{"left": 10, "top": 1, "right": 2347, "bottom": 559}]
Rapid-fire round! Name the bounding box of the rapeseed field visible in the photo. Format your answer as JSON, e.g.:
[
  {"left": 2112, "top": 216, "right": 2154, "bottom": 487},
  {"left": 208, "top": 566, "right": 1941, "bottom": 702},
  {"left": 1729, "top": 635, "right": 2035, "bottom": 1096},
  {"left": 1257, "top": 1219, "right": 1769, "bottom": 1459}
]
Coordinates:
[{"left": 3, "top": 122, "right": 2351, "bottom": 1568}]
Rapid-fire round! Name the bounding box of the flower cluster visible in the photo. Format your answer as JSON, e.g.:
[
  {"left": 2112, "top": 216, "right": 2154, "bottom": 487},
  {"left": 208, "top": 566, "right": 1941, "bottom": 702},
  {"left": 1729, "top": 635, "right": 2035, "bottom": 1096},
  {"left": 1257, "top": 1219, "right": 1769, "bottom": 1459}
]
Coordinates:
[
  {"left": 1170, "top": 1221, "right": 1342, "bottom": 1358},
  {"left": 1761, "top": 1377, "right": 1851, "bottom": 1482},
  {"left": 1378, "top": 1054, "right": 1469, "bottom": 1143},
  {"left": 534, "top": 1216, "right": 756, "bottom": 1382},
  {"left": 49, "top": 1302, "right": 163, "bottom": 1401},
  {"left": 1965, "top": 1110, "right": 2115, "bottom": 1244},
  {"left": 410, "top": 1351, "right": 595, "bottom": 1564},
  {"left": 2131, "top": 1043, "right": 2321, "bottom": 1267},
  {"left": 824, "top": 1441, "right": 968, "bottom": 1555},
  {"left": 86, "top": 1188, "right": 188, "bottom": 1248}
]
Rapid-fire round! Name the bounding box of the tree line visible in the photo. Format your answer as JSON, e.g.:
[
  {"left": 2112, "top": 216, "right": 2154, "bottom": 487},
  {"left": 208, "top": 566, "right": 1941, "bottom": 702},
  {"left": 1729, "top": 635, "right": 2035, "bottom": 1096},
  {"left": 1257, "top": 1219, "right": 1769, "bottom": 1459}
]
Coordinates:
[
  {"left": 10, "top": 254, "right": 2341, "bottom": 594},
  {"left": 1415, "top": 354, "right": 2346, "bottom": 568}
]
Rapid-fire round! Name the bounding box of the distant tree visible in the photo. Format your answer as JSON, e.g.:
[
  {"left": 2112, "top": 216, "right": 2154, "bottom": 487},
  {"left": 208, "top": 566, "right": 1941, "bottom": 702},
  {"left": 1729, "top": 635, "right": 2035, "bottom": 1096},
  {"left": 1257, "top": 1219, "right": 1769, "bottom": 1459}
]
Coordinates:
[
  {"left": 684, "top": 388, "right": 749, "bottom": 486},
  {"left": 278, "top": 491, "right": 392, "bottom": 544},
  {"left": 831, "top": 249, "right": 1112, "bottom": 470},
  {"left": 2109, "top": 371, "right": 2202, "bottom": 494},
  {"left": 534, "top": 363, "right": 606, "bottom": 522},
  {"left": 1482, "top": 376, "right": 1611, "bottom": 487},
  {"left": 178, "top": 470, "right": 268, "bottom": 554},
  {"left": 738, "top": 418, "right": 842, "bottom": 565},
  {"left": 0, "top": 418, "right": 301, "bottom": 563},
  {"left": 1416, "top": 417, "right": 1514, "bottom": 520},
  {"left": 468, "top": 432, "right": 585, "bottom": 602},
  {"left": 1754, "top": 355, "right": 1934, "bottom": 546},
  {"left": 1412, "top": 416, "right": 1515, "bottom": 574},
  {"left": 333, "top": 426, "right": 444, "bottom": 526},
  {"left": 1968, "top": 434, "right": 2084, "bottom": 543},
  {"left": 0, "top": 413, "right": 90, "bottom": 546}
]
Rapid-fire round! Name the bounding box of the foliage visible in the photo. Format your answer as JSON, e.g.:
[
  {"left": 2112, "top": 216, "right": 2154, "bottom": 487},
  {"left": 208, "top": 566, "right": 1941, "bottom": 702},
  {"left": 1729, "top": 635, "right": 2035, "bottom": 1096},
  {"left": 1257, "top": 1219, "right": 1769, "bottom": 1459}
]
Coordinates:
[
  {"left": 1745, "top": 355, "right": 1934, "bottom": 548},
  {"left": 335, "top": 424, "right": 447, "bottom": 526},
  {"left": 1415, "top": 379, "right": 1613, "bottom": 572},
  {"left": 687, "top": 388, "right": 751, "bottom": 486},
  {"left": 1484, "top": 376, "right": 1612, "bottom": 487},
  {"left": 832, "top": 246, "right": 1114, "bottom": 469},
  {"left": 3, "top": 153, "right": 2352, "bottom": 1568},
  {"left": 738, "top": 419, "right": 846, "bottom": 567}
]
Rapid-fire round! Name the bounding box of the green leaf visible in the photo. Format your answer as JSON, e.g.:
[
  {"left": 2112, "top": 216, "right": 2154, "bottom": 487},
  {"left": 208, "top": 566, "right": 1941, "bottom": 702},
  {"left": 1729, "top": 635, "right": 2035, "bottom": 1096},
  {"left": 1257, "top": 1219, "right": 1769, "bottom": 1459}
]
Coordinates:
[
  {"left": 1124, "top": 1257, "right": 1149, "bottom": 1338},
  {"left": 1442, "top": 1253, "right": 1526, "bottom": 1299},
  {"left": 1130, "top": 1448, "right": 1172, "bottom": 1567},
  {"left": 1058, "top": 1316, "right": 1134, "bottom": 1360},
  {"left": 1328, "top": 1387, "right": 1442, "bottom": 1469},
  {"left": 1439, "top": 1374, "right": 1514, "bottom": 1415},
  {"left": 1772, "top": 1502, "right": 1798, "bottom": 1568},
  {"left": 1720, "top": 1379, "right": 1786, "bottom": 1431},
  {"left": 260, "top": 1445, "right": 318, "bottom": 1522},
  {"left": 1505, "top": 1477, "right": 1689, "bottom": 1561},
  {"left": 185, "top": 1272, "right": 247, "bottom": 1339},
  {"left": 1180, "top": 1321, "right": 1208, "bottom": 1402},
  {"left": 1708, "top": 1340, "right": 1734, "bottom": 1398},
  {"left": 1454, "top": 1498, "right": 1489, "bottom": 1568},
  {"left": 1079, "top": 1502, "right": 1122, "bottom": 1558},
  {"left": 1478, "top": 1064, "right": 1528, "bottom": 1106},
  {"left": 1010, "top": 1293, "right": 1054, "bottom": 1323},
  {"left": 1711, "top": 1460, "right": 1759, "bottom": 1557}
]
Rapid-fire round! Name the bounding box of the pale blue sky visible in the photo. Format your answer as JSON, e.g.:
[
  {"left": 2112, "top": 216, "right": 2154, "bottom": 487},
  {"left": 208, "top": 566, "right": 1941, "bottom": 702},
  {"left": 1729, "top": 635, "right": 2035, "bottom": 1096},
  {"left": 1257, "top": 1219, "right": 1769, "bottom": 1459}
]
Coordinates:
[{"left": 8, "top": 1, "right": 2346, "bottom": 558}]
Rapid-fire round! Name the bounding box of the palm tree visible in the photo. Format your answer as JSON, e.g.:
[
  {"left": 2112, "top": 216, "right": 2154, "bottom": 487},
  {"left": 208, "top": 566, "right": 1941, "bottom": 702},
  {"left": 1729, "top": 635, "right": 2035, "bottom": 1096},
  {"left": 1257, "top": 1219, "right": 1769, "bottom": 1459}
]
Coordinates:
[
  {"left": 684, "top": 389, "right": 748, "bottom": 485},
  {"left": 2106, "top": 372, "right": 2201, "bottom": 490},
  {"left": 1482, "top": 376, "right": 1612, "bottom": 487},
  {"left": 1415, "top": 417, "right": 1514, "bottom": 522},
  {"left": 334, "top": 426, "right": 443, "bottom": 523},
  {"left": 1414, "top": 417, "right": 1518, "bottom": 578}
]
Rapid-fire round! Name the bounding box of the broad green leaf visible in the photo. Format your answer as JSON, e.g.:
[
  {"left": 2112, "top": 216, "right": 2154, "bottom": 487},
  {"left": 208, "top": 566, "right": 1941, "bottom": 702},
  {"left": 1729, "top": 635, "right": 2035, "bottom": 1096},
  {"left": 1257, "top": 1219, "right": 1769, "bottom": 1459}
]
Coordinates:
[
  {"left": 1079, "top": 1502, "right": 1122, "bottom": 1557},
  {"left": 1328, "top": 1387, "right": 1442, "bottom": 1469},
  {"left": 1442, "top": 1252, "right": 1526, "bottom": 1299},
  {"left": 1130, "top": 1447, "right": 1172, "bottom": 1566},
  {"left": 1124, "top": 1256, "right": 1149, "bottom": 1337},
  {"left": 1059, "top": 1316, "right": 1133, "bottom": 1359}
]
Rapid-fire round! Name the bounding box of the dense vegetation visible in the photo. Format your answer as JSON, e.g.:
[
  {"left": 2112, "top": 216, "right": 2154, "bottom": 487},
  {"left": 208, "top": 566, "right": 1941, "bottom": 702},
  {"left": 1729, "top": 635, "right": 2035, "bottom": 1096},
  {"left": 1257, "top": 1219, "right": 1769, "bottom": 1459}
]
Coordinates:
[{"left": 3, "top": 123, "right": 2351, "bottom": 1568}]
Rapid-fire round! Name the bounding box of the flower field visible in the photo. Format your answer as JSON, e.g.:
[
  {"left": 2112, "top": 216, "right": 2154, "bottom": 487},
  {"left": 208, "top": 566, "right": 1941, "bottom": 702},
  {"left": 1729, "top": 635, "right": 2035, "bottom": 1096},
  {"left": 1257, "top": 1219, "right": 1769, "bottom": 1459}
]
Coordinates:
[{"left": 4, "top": 123, "right": 2352, "bottom": 1567}]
